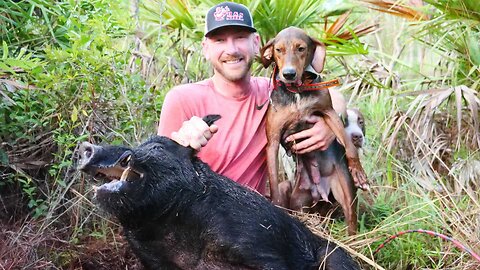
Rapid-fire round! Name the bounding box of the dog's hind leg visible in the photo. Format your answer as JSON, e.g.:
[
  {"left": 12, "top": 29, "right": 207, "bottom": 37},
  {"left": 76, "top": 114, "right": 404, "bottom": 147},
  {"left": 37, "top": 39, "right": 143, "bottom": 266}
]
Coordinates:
[
  {"left": 289, "top": 155, "right": 321, "bottom": 211},
  {"left": 329, "top": 166, "right": 358, "bottom": 235}
]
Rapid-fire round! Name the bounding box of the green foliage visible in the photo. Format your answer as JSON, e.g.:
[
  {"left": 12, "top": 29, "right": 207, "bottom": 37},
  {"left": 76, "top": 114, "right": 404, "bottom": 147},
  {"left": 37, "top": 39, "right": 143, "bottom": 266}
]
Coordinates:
[
  {"left": 410, "top": 1, "right": 480, "bottom": 85},
  {"left": 1, "top": 0, "right": 161, "bottom": 225},
  {"left": 424, "top": 0, "right": 480, "bottom": 21},
  {"left": 0, "top": 0, "right": 73, "bottom": 52}
]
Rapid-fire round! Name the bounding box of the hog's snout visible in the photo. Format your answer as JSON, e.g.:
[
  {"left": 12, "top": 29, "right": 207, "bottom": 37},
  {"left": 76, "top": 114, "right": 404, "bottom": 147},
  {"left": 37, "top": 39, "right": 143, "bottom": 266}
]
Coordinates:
[{"left": 78, "top": 142, "right": 101, "bottom": 170}]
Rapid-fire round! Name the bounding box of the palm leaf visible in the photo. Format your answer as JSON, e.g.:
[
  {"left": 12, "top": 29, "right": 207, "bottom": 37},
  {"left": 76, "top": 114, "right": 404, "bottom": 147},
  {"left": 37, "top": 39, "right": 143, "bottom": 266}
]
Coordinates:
[
  {"left": 405, "top": 86, "right": 480, "bottom": 150},
  {"left": 162, "top": 0, "right": 196, "bottom": 30},
  {"left": 326, "top": 10, "right": 352, "bottom": 36},
  {"left": 423, "top": 0, "right": 480, "bottom": 22},
  {"left": 253, "top": 0, "right": 326, "bottom": 42},
  {"left": 359, "top": 0, "right": 429, "bottom": 21},
  {"left": 320, "top": 11, "right": 378, "bottom": 56}
]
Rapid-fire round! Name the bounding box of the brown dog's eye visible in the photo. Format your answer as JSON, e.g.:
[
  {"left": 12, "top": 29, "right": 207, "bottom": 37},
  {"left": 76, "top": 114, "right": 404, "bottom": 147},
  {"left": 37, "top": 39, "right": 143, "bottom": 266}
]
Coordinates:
[{"left": 298, "top": 47, "right": 306, "bottom": 52}]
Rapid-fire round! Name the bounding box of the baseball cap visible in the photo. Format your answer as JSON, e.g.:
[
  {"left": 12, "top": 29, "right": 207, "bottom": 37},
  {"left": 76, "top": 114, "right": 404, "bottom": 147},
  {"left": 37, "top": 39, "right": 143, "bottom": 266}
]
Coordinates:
[{"left": 204, "top": 2, "right": 257, "bottom": 37}]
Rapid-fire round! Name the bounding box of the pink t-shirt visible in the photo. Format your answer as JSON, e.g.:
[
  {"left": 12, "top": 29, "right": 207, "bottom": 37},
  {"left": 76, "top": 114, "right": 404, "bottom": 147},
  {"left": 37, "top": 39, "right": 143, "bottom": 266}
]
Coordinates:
[{"left": 157, "top": 77, "right": 270, "bottom": 195}]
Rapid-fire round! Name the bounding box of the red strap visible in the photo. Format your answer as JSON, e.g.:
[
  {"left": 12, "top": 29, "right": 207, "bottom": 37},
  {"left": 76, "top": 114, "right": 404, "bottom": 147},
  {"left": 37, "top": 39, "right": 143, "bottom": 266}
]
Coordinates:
[
  {"left": 299, "top": 78, "right": 341, "bottom": 91},
  {"left": 277, "top": 78, "right": 341, "bottom": 93}
]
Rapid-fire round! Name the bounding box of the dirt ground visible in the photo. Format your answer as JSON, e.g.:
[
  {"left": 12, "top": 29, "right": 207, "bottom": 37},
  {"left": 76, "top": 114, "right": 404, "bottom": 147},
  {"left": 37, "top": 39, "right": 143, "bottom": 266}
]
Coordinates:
[
  {"left": 0, "top": 179, "right": 142, "bottom": 270},
  {"left": 0, "top": 220, "right": 143, "bottom": 270}
]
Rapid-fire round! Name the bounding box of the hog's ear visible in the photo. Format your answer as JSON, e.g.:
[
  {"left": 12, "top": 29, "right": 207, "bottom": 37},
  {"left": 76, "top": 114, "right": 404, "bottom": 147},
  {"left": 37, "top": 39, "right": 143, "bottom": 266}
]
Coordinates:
[
  {"left": 260, "top": 38, "right": 275, "bottom": 68},
  {"left": 311, "top": 38, "right": 326, "bottom": 73},
  {"left": 161, "top": 137, "right": 196, "bottom": 157},
  {"left": 202, "top": 114, "right": 221, "bottom": 126},
  {"left": 147, "top": 136, "right": 196, "bottom": 158}
]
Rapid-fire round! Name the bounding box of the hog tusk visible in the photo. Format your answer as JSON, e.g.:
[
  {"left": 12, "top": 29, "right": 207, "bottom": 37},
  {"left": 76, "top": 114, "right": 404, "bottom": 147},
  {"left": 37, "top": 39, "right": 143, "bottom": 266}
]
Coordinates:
[{"left": 120, "top": 167, "right": 131, "bottom": 181}]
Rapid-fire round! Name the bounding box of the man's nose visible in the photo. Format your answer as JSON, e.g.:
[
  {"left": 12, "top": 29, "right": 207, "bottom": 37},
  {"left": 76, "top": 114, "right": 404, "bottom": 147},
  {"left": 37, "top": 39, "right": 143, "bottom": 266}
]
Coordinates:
[{"left": 224, "top": 38, "right": 239, "bottom": 53}]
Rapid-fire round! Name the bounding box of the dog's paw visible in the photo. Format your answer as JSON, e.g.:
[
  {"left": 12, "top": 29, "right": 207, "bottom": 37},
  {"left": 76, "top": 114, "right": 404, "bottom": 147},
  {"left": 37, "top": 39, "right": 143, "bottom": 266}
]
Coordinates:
[
  {"left": 349, "top": 166, "right": 369, "bottom": 191},
  {"left": 270, "top": 193, "right": 289, "bottom": 209}
]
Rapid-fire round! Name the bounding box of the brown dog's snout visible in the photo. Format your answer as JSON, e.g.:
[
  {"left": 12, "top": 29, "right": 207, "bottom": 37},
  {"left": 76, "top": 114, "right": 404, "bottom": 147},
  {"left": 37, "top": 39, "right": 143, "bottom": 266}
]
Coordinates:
[{"left": 282, "top": 67, "right": 297, "bottom": 81}]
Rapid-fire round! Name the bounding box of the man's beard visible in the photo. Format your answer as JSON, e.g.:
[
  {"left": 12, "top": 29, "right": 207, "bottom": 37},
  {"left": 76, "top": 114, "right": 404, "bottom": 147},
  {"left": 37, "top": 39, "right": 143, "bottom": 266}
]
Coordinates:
[{"left": 212, "top": 57, "right": 253, "bottom": 82}]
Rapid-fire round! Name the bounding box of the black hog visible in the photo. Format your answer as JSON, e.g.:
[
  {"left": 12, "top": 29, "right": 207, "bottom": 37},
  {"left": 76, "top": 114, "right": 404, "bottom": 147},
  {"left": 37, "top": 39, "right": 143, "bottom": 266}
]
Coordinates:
[{"left": 77, "top": 116, "right": 360, "bottom": 270}]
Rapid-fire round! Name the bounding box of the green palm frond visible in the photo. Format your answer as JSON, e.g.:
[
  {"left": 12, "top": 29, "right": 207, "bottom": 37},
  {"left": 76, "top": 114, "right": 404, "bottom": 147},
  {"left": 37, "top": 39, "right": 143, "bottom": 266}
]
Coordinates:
[
  {"left": 254, "top": 0, "right": 324, "bottom": 42},
  {"left": 360, "top": 0, "right": 480, "bottom": 85},
  {"left": 140, "top": 0, "right": 204, "bottom": 41},
  {"left": 412, "top": 19, "right": 480, "bottom": 84},
  {"left": 141, "top": 0, "right": 365, "bottom": 42},
  {"left": 423, "top": 0, "right": 480, "bottom": 22}
]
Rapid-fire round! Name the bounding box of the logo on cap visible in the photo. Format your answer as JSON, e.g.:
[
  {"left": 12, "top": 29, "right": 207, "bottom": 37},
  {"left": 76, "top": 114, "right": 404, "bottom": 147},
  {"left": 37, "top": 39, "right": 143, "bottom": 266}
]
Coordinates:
[{"left": 213, "top": 6, "right": 244, "bottom": 22}]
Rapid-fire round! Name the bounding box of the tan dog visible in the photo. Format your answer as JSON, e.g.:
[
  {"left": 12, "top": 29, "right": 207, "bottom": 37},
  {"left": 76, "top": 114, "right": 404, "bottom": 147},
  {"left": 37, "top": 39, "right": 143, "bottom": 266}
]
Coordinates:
[{"left": 261, "top": 27, "right": 368, "bottom": 235}]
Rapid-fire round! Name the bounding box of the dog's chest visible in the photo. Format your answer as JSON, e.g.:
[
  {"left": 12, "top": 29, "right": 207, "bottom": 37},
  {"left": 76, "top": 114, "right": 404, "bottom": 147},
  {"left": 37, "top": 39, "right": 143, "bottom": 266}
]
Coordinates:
[{"left": 270, "top": 88, "right": 321, "bottom": 112}]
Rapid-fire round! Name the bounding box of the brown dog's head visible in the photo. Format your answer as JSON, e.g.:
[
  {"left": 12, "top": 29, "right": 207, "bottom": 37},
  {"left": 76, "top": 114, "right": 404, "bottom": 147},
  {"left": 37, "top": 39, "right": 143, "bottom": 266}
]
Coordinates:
[{"left": 260, "top": 26, "right": 326, "bottom": 85}]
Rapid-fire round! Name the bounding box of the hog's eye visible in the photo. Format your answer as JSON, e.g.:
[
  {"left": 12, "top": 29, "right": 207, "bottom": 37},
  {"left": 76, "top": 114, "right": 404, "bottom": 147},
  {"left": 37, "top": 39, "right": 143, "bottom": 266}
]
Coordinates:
[{"left": 275, "top": 48, "right": 281, "bottom": 53}]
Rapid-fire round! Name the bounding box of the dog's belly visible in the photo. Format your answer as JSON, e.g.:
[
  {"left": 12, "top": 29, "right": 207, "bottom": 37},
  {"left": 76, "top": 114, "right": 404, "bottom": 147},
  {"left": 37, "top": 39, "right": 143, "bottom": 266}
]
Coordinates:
[{"left": 315, "top": 146, "right": 340, "bottom": 177}]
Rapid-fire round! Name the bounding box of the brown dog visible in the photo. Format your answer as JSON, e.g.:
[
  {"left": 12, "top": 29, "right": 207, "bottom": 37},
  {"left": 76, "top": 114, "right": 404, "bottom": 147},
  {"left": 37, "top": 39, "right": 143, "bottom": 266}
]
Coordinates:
[
  {"left": 280, "top": 107, "right": 367, "bottom": 235},
  {"left": 261, "top": 27, "right": 368, "bottom": 235}
]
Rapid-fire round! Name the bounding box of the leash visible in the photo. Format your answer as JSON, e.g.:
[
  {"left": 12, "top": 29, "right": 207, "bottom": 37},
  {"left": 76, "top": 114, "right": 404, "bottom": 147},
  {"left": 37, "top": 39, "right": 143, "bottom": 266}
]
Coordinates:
[
  {"left": 272, "top": 65, "right": 341, "bottom": 93},
  {"left": 374, "top": 229, "right": 480, "bottom": 263},
  {"left": 255, "top": 65, "right": 341, "bottom": 110},
  {"left": 278, "top": 78, "right": 341, "bottom": 93}
]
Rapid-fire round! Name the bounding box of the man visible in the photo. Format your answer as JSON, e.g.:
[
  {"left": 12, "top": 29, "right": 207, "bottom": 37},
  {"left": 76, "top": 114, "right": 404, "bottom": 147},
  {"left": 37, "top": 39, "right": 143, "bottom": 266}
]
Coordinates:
[{"left": 157, "top": 2, "right": 345, "bottom": 196}]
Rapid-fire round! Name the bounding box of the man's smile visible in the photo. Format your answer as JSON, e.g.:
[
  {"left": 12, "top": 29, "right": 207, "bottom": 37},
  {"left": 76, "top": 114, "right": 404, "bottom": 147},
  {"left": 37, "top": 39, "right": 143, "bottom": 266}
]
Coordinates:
[{"left": 222, "top": 57, "right": 244, "bottom": 64}]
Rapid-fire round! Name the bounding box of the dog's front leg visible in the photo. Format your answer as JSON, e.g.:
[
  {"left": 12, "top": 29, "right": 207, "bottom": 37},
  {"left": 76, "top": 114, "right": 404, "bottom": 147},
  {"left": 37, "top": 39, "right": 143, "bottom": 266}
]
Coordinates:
[
  {"left": 266, "top": 119, "right": 289, "bottom": 208},
  {"left": 266, "top": 139, "right": 289, "bottom": 208}
]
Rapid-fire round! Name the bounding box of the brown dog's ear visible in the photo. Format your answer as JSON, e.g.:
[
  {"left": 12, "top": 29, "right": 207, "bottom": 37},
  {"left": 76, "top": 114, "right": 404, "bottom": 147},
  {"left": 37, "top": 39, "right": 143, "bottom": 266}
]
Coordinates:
[
  {"left": 311, "top": 38, "right": 326, "bottom": 73},
  {"left": 260, "top": 38, "right": 275, "bottom": 68}
]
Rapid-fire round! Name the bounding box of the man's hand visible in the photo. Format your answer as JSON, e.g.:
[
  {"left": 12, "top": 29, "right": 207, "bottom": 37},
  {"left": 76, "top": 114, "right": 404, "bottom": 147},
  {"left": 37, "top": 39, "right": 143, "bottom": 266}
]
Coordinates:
[
  {"left": 285, "top": 115, "right": 335, "bottom": 154},
  {"left": 171, "top": 116, "right": 218, "bottom": 151}
]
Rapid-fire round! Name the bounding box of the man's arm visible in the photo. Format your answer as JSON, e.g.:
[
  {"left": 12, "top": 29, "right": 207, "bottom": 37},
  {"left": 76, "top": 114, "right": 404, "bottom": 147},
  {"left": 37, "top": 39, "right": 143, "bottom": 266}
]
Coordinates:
[{"left": 285, "top": 88, "right": 346, "bottom": 154}]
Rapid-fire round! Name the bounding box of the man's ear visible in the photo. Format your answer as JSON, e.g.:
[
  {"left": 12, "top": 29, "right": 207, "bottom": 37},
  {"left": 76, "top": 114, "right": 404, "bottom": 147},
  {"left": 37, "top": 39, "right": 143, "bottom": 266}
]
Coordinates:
[
  {"left": 311, "top": 38, "right": 326, "bottom": 73},
  {"left": 260, "top": 38, "right": 275, "bottom": 68},
  {"left": 202, "top": 38, "right": 210, "bottom": 61},
  {"left": 252, "top": 32, "right": 261, "bottom": 55}
]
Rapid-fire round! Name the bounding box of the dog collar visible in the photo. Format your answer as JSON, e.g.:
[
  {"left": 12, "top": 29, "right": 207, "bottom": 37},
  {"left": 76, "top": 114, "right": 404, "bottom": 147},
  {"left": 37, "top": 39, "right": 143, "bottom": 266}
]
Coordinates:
[
  {"left": 272, "top": 65, "right": 341, "bottom": 93},
  {"left": 278, "top": 78, "right": 341, "bottom": 93}
]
